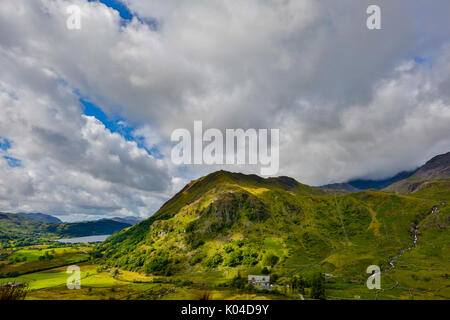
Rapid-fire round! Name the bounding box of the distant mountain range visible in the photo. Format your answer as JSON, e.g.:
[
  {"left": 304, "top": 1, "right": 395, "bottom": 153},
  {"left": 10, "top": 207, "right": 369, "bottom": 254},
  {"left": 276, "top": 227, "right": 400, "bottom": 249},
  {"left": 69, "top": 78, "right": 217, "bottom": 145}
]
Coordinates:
[
  {"left": 386, "top": 151, "right": 450, "bottom": 193},
  {"left": 0, "top": 210, "right": 143, "bottom": 245},
  {"left": 319, "top": 153, "right": 450, "bottom": 192},
  {"left": 0, "top": 213, "right": 132, "bottom": 244},
  {"left": 111, "top": 216, "right": 144, "bottom": 226},
  {"left": 10, "top": 212, "right": 143, "bottom": 226},
  {"left": 44, "top": 219, "right": 131, "bottom": 238},
  {"left": 319, "top": 169, "right": 417, "bottom": 192},
  {"left": 15, "top": 212, "right": 62, "bottom": 223}
]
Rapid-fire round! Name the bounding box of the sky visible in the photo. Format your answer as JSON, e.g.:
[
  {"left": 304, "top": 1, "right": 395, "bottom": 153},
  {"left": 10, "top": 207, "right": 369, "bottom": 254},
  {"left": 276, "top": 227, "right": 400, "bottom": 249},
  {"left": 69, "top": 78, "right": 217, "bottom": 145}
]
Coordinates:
[{"left": 0, "top": 0, "right": 450, "bottom": 221}]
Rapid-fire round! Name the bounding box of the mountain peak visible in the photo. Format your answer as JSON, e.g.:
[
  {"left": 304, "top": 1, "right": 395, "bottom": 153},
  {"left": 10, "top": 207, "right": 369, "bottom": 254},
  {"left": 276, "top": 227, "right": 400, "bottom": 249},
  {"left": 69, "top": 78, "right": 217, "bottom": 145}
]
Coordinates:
[
  {"left": 417, "top": 151, "right": 450, "bottom": 178},
  {"left": 385, "top": 151, "right": 450, "bottom": 192},
  {"left": 15, "top": 212, "right": 62, "bottom": 223}
]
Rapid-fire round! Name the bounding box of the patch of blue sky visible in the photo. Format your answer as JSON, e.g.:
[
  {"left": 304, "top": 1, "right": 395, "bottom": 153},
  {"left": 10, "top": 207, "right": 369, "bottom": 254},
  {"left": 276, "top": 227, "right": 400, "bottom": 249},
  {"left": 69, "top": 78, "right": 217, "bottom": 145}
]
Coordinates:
[
  {"left": 89, "top": 0, "right": 133, "bottom": 20},
  {"left": 79, "top": 97, "right": 163, "bottom": 159},
  {"left": 413, "top": 55, "right": 435, "bottom": 68},
  {"left": 4, "top": 156, "right": 22, "bottom": 168},
  {"left": 414, "top": 56, "right": 426, "bottom": 64},
  {"left": 0, "top": 137, "right": 11, "bottom": 151},
  {"left": 90, "top": 0, "right": 159, "bottom": 30}
]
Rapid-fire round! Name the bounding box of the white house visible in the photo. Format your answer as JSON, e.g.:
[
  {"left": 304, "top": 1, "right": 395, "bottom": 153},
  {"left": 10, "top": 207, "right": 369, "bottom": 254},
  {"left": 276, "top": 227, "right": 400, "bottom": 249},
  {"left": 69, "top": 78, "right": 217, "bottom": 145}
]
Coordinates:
[{"left": 248, "top": 275, "right": 271, "bottom": 289}]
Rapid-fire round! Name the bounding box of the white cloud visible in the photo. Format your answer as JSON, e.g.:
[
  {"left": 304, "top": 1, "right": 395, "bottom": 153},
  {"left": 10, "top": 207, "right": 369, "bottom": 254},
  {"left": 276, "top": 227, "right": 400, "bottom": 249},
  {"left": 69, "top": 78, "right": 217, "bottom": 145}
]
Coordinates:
[{"left": 0, "top": 0, "right": 450, "bottom": 218}]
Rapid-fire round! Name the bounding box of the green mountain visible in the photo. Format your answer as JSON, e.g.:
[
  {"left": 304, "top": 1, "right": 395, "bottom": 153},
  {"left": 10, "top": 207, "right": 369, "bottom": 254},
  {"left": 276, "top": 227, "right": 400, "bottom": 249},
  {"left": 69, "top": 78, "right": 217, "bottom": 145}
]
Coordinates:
[
  {"left": 44, "top": 219, "right": 131, "bottom": 238},
  {"left": 0, "top": 212, "right": 57, "bottom": 242},
  {"left": 101, "top": 169, "right": 449, "bottom": 298},
  {"left": 15, "top": 212, "right": 62, "bottom": 223}
]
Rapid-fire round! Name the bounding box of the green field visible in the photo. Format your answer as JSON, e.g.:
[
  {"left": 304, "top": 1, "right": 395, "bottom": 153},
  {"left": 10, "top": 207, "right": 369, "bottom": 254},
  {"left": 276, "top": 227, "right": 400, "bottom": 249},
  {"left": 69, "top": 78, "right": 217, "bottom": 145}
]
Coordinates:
[{"left": 0, "top": 246, "right": 90, "bottom": 276}]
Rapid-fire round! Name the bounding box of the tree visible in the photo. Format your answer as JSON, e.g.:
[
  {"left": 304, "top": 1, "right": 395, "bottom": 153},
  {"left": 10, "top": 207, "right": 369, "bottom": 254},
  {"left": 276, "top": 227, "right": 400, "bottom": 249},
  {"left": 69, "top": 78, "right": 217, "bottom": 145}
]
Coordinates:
[
  {"left": 205, "top": 252, "right": 223, "bottom": 269},
  {"left": 0, "top": 283, "right": 28, "bottom": 300},
  {"left": 144, "top": 251, "right": 170, "bottom": 275},
  {"left": 261, "top": 266, "right": 270, "bottom": 275},
  {"left": 310, "top": 272, "right": 326, "bottom": 300},
  {"left": 290, "top": 275, "right": 305, "bottom": 294},
  {"left": 242, "top": 248, "right": 259, "bottom": 266},
  {"left": 263, "top": 253, "right": 279, "bottom": 267},
  {"left": 224, "top": 250, "right": 242, "bottom": 267},
  {"left": 229, "top": 272, "right": 246, "bottom": 289}
]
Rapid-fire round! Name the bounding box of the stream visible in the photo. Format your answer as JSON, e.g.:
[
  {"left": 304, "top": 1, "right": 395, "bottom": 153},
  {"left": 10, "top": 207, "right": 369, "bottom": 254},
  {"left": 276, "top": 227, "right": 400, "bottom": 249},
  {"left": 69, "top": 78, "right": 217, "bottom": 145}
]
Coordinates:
[
  {"left": 387, "top": 206, "right": 438, "bottom": 270},
  {"left": 388, "top": 224, "right": 418, "bottom": 270}
]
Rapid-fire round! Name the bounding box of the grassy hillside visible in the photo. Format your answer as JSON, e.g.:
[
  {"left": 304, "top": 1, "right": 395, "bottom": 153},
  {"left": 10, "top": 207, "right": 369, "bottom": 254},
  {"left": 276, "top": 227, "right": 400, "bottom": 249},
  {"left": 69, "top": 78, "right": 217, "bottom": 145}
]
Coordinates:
[
  {"left": 0, "top": 212, "right": 57, "bottom": 244},
  {"left": 100, "top": 170, "right": 449, "bottom": 299}
]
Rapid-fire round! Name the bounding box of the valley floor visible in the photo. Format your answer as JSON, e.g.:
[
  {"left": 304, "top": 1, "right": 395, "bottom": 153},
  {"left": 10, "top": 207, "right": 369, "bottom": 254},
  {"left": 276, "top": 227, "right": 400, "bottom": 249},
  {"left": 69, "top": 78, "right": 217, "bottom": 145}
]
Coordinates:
[{"left": 1, "top": 243, "right": 448, "bottom": 300}]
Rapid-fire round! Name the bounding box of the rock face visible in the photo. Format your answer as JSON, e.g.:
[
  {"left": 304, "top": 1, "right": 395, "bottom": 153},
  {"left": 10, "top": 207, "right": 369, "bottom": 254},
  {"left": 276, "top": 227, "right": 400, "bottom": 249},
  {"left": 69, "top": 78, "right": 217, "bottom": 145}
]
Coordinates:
[
  {"left": 385, "top": 151, "right": 450, "bottom": 193},
  {"left": 412, "top": 152, "right": 450, "bottom": 180}
]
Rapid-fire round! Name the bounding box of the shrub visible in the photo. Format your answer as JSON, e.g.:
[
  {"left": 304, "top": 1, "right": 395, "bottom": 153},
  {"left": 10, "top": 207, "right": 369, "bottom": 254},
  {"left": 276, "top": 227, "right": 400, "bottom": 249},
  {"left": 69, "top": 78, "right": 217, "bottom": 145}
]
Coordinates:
[
  {"left": 196, "top": 291, "right": 212, "bottom": 300},
  {"left": 261, "top": 267, "right": 270, "bottom": 275},
  {"left": 242, "top": 248, "right": 259, "bottom": 266},
  {"left": 224, "top": 244, "right": 234, "bottom": 253},
  {"left": 224, "top": 250, "right": 242, "bottom": 267},
  {"left": 189, "top": 252, "right": 204, "bottom": 266},
  {"left": 144, "top": 251, "right": 170, "bottom": 275},
  {"left": 229, "top": 273, "right": 246, "bottom": 289},
  {"left": 0, "top": 283, "right": 29, "bottom": 300},
  {"left": 205, "top": 252, "right": 223, "bottom": 269},
  {"left": 271, "top": 274, "right": 279, "bottom": 283},
  {"left": 263, "top": 253, "right": 279, "bottom": 267}
]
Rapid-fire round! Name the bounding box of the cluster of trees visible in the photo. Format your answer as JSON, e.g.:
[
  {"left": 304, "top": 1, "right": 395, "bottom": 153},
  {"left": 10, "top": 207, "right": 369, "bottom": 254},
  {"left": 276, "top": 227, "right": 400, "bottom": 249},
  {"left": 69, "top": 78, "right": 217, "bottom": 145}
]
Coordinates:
[
  {"left": 144, "top": 250, "right": 172, "bottom": 276},
  {"left": 288, "top": 272, "right": 326, "bottom": 299},
  {"left": 38, "top": 250, "right": 54, "bottom": 261},
  {"left": 0, "top": 252, "right": 26, "bottom": 265},
  {"left": 223, "top": 245, "right": 260, "bottom": 267},
  {"left": 0, "top": 271, "right": 20, "bottom": 278},
  {"left": 224, "top": 272, "right": 326, "bottom": 299},
  {"left": 9, "top": 256, "right": 27, "bottom": 263},
  {"left": 0, "top": 253, "right": 10, "bottom": 261},
  {"left": 310, "top": 272, "right": 326, "bottom": 299},
  {"left": 202, "top": 242, "right": 276, "bottom": 270}
]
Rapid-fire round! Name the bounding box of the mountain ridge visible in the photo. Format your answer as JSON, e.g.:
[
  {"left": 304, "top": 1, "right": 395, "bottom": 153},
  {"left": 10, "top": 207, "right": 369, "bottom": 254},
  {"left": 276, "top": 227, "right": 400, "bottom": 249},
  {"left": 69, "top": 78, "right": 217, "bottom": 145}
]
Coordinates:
[
  {"left": 100, "top": 166, "right": 449, "bottom": 298},
  {"left": 386, "top": 151, "right": 450, "bottom": 193},
  {"left": 15, "top": 212, "right": 62, "bottom": 224},
  {"left": 318, "top": 151, "right": 450, "bottom": 193},
  {"left": 0, "top": 213, "right": 131, "bottom": 244}
]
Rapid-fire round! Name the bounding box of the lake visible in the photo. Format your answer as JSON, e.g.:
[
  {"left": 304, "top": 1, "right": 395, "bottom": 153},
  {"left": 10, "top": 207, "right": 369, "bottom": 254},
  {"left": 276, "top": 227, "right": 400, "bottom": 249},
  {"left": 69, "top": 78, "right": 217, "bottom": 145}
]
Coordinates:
[{"left": 54, "top": 234, "right": 111, "bottom": 243}]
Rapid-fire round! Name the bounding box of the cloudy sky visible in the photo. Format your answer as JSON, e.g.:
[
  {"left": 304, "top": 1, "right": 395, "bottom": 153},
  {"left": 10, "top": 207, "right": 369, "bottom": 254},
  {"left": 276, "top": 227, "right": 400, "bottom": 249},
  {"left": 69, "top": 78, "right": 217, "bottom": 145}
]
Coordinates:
[{"left": 0, "top": 0, "right": 449, "bottom": 221}]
